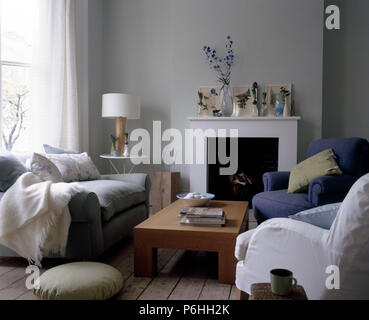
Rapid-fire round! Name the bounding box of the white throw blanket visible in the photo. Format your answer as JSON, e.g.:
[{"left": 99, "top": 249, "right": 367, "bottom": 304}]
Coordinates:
[{"left": 0, "top": 172, "right": 82, "bottom": 266}]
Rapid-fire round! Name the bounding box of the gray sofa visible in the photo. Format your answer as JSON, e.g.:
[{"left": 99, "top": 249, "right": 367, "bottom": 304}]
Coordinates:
[{"left": 0, "top": 172, "right": 150, "bottom": 259}]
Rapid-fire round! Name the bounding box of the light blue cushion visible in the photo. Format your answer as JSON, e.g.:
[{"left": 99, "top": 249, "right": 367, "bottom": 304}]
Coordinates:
[
  {"left": 288, "top": 202, "right": 341, "bottom": 229},
  {"left": 43, "top": 144, "right": 77, "bottom": 154}
]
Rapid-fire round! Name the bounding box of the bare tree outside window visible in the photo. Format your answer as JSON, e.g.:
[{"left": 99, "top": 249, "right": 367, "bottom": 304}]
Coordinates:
[
  {"left": 1, "top": 0, "right": 36, "bottom": 152},
  {"left": 1, "top": 75, "right": 29, "bottom": 151}
]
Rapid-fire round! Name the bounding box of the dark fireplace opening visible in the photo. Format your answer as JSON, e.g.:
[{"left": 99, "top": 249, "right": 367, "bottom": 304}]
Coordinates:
[{"left": 207, "top": 137, "right": 279, "bottom": 205}]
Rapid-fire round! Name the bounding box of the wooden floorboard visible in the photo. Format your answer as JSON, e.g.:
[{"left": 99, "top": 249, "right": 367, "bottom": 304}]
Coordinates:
[
  {"left": 0, "top": 276, "right": 28, "bottom": 300},
  {"left": 0, "top": 248, "right": 240, "bottom": 300},
  {"left": 229, "top": 285, "right": 238, "bottom": 300},
  {"left": 138, "top": 250, "right": 187, "bottom": 300},
  {"left": 0, "top": 266, "right": 15, "bottom": 277},
  {"left": 103, "top": 238, "right": 134, "bottom": 267},
  {"left": 115, "top": 248, "right": 177, "bottom": 300},
  {"left": 168, "top": 251, "right": 210, "bottom": 300},
  {"left": 198, "top": 278, "right": 232, "bottom": 300},
  {"left": 0, "top": 209, "right": 255, "bottom": 300},
  {"left": 0, "top": 268, "right": 27, "bottom": 291},
  {"left": 16, "top": 290, "right": 39, "bottom": 300}
]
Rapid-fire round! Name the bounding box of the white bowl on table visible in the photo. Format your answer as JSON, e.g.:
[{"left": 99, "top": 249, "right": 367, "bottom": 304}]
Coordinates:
[{"left": 176, "top": 192, "right": 215, "bottom": 207}]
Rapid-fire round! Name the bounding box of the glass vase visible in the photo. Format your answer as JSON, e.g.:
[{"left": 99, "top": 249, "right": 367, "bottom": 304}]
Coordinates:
[
  {"left": 283, "top": 95, "right": 291, "bottom": 117},
  {"left": 221, "top": 84, "right": 234, "bottom": 117},
  {"left": 260, "top": 103, "right": 268, "bottom": 117},
  {"left": 274, "top": 93, "right": 283, "bottom": 117}
]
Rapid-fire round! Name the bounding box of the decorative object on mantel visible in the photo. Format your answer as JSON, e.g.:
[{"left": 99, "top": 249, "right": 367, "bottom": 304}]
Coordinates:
[
  {"left": 123, "top": 132, "right": 129, "bottom": 157},
  {"left": 233, "top": 84, "right": 258, "bottom": 117},
  {"left": 102, "top": 93, "right": 141, "bottom": 156},
  {"left": 202, "top": 36, "right": 235, "bottom": 117},
  {"left": 265, "top": 84, "right": 292, "bottom": 117},
  {"left": 110, "top": 134, "right": 120, "bottom": 157},
  {"left": 251, "top": 82, "right": 258, "bottom": 106},
  {"left": 221, "top": 84, "right": 234, "bottom": 117},
  {"left": 213, "top": 110, "right": 222, "bottom": 117},
  {"left": 280, "top": 87, "right": 291, "bottom": 117},
  {"left": 197, "top": 87, "right": 221, "bottom": 116},
  {"left": 261, "top": 91, "right": 268, "bottom": 116},
  {"left": 274, "top": 92, "right": 284, "bottom": 116}
]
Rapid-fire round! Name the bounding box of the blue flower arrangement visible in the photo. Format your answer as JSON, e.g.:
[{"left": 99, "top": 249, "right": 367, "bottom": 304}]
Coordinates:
[{"left": 202, "top": 36, "right": 235, "bottom": 88}]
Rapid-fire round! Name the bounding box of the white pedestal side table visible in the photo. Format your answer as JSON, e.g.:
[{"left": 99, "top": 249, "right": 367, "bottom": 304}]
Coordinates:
[{"left": 100, "top": 154, "right": 148, "bottom": 174}]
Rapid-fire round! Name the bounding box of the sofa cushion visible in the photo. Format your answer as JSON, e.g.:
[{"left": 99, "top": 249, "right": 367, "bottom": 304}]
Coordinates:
[
  {"left": 77, "top": 179, "right": 146, "bottom": 222},
  {"left": 289, "top": 202, "right": 341, "bottom": 230},
  {"left": 33, "top": 262, "right": 123, "bottom": 300},
  {"left": 46, "top": 153, "right": 101, "bottom": 182},
  {"left": 288, "top": 149, "right": 342, "bottom": 193},
  {"left": 30, "top": 153, "right": 63, "bottom": 183},
  {"left": 0, "top": 153, "right": 28, "bottom": 192},
  {"left": 43, "top": 144, "right": 77, "bottom": 154},
  {"left": 253, "top": 189, "right": 314, "bottom": 220}
]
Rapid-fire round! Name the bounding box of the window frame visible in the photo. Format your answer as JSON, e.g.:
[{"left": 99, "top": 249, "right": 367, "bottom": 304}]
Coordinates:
[
  {"left": 0, "top": 0, "right": 2, "bottom": 149},
  {"left": 0, "top": 0, "right": 33, "bottom": 151}
]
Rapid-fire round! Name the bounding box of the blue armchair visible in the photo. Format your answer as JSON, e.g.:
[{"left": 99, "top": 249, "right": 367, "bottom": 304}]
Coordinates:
[{"left": 253, "top": 138, "right": 369, "bottom": 224}]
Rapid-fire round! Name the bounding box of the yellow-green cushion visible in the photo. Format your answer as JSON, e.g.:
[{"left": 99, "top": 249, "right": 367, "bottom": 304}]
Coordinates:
[
  {"left": 33, "top": 262, "right": 123, "bottom": 300},
  {"left": 288, "top": 149, "right": 342, "bottom": 193}
]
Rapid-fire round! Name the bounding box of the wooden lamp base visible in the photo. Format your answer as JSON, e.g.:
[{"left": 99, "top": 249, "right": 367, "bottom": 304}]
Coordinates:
[{"left": 115, "top": 117, "right": 127, "bottom": 156}]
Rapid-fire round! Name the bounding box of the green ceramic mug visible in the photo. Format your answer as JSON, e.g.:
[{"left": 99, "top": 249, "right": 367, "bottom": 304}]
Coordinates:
[{"left": 270, "top": 269, "right": 297, "bottom": 296}]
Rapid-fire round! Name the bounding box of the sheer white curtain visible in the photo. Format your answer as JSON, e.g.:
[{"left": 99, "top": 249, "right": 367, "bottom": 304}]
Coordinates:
[{"left": 31, "top": 0, "right": 80, "bottom": 152}]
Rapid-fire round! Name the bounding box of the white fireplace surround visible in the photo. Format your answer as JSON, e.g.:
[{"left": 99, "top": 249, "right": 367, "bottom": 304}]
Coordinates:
[{"left": 188, "top": 116, "right": 301, "bottom": 193}]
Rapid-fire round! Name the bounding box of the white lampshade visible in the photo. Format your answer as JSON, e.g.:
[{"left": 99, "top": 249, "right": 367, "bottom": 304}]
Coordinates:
[{"left": 102, "top": 93, "right": 141, "bottom": 119}]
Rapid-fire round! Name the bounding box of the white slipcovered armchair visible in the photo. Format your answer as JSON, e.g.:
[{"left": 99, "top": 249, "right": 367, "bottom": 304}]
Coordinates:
[{"left": 235, "top": 173, "right": 369, "bottom": 300}]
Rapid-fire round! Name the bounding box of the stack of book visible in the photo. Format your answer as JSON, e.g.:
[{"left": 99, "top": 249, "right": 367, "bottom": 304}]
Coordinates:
[{"left": 179, "top": 207, "right": 226, "bottom": 226}]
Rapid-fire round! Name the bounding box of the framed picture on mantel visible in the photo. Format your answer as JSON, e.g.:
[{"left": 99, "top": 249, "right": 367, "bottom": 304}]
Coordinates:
[
  {"left": 265, "top": 84, "right": 292, "bottom": 117},
  {"left": 197, "top": 86, "right": 222, "bottom": 116},
  {"left": 233, "top": 85, "right": 259, "bottom": 117}
]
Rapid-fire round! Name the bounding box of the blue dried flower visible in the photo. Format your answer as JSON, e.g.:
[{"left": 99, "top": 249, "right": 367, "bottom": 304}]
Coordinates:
[{"left": 202, "top": 36, "right": 235, "bottom": 86}]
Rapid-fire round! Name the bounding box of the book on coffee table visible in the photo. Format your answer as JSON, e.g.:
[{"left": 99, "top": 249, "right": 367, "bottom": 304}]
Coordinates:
[
  {"left": 179, "top": 207, "right": 226, "bottom": 226},
  {"left": 180, "top": 207, "right": 224, "bottom": 218},
  {"left": 180, "top": 216, "right": 226, "bottom": 226}
]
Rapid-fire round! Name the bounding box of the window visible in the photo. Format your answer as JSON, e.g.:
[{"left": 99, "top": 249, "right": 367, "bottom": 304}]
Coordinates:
[{"left": 0, "top": 0, "right": 37, "bottom": 152}]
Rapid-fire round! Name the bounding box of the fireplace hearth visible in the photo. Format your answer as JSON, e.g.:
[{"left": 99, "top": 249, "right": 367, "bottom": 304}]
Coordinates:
[{"left": 208, "top": 138, "right": 279, "bottom": 205}]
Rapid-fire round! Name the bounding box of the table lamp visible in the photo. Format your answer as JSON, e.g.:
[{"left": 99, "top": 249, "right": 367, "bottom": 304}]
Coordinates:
[{"left": 102, "top": 93, "right": 141, "bottom": 156}]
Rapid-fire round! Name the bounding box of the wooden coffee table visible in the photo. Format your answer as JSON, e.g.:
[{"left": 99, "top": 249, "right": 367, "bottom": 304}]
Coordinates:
[{"left": 134, "top": 200, "right": 248, "bottom": 284}]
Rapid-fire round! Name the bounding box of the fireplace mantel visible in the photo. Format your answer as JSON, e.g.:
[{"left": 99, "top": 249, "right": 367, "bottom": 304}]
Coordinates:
[
  {"left": 188, "top": 116, "right": 301, "bottom": 122},
  {"left": 187, "top": 116, "right": 301, "bottom": 193}
]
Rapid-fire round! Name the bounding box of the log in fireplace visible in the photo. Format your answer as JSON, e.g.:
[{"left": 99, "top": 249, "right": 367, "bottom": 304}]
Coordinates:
[{"left": 208, "top": 137, "right": 279, "bottom": 205}]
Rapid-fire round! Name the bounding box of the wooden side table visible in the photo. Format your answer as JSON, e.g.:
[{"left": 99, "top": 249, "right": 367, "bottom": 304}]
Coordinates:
[
  {"left": 250, "top": 283, "right": 308, "bottom": 300},
  {"left": 152, "top": 171, "right": 180, "bottom": 214},
  {"left": 100, "top": 154, "right": 149, "bottom": 174}
]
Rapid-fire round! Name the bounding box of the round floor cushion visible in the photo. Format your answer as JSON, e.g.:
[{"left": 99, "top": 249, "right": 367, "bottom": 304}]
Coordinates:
[{"left": 34, "top": 262, "right": 123, "bottom": 300}]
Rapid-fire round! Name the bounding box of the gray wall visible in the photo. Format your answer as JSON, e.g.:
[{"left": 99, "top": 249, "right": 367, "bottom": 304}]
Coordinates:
[
  {"left": 102, "top": 0, "right": 173, "bottom": 175},
  {"left": 93, "top": 0, "right": 324, "bottom": 190},
  {"left": 323, "top": 0, "right": 369, "bottom": 140},
  {"left": 88, "top": 0, "right": 106, "bottom": 170}
]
